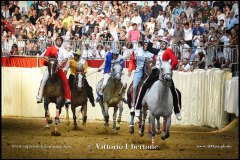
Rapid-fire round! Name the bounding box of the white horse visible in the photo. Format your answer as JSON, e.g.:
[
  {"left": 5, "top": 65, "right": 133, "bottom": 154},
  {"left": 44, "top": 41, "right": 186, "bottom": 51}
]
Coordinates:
[
  {"left": 140, "top": 59, "right": 174, "bottom": 145},
  {"left": 96, "top": 63, "right": 127, "bottom": 133}
]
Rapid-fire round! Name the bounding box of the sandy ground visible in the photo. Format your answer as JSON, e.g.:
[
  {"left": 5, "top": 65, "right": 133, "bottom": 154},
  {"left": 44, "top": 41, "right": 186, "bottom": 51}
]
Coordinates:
[{"left": 2, "top": 117, "right": 239, "bottom": 159}]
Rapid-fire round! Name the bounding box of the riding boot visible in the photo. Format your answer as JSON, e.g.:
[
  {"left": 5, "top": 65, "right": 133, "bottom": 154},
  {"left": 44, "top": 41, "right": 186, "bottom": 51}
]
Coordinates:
[
  {"left": 170, "top": 80, "right": 182, "bottom": 120},
  {"left": 36, "top": 68, "right": 49, "bottom": 103},
  {"left": 83, "top": 78, "right": 95, "bottom": 107}
]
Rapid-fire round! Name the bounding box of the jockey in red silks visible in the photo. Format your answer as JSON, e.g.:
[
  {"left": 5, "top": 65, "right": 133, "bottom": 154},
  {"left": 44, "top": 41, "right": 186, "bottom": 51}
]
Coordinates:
[
  {"left": 134, "top": 37, "right": 182, "bottom": 120},
  {"left": 36, "top": 37, "right": 71, "bottom": 104}
]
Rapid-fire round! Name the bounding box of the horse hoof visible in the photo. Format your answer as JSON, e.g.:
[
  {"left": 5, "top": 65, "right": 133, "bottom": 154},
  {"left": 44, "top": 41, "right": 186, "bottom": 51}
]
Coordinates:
[
  {"left": 117, "top": 118, "right": 121, "bottom": 123},
  {"left": 116, "top": 126, "right": 120, "bottom": 130},
  {"left": 104, "top": 123, "right": 109, "bottom": 128},
  {"left": 82, "top": 122, "right": 86, "bottom": 126},
  {"left": 161, "top": 132, "right": 170, "bottom": 140},
  {"left": 156, "top": 129, "right": 162, "bottom": 134},
  {"left": 138, "top": 131, "right": 144, "bottom": 137},
  {"left": 129, "top": 126, "right": 134, "bottom": 134},
  {"left": 45, "top": 124, "right": 50, "bottom": 128},
  {"left": 112, "top": 129, "right": 118, "bottom": 134},
  {"left": 51, "top": 131, "right": 61, "bottom": 136},
  {"left": 66, "top": 121, "right": 70, "bottom": 125},
  {"left": 48, "top": 119, "right": 53, "bottom": 124},
  {"left": 55, "top": 118, "right": 60, "bottom": 124}
]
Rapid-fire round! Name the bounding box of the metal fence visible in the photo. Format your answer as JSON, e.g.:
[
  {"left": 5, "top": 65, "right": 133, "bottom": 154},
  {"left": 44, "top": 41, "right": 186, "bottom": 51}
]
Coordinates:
[{"left": 2, "top": 39, "right": 239, "bottom": 72}]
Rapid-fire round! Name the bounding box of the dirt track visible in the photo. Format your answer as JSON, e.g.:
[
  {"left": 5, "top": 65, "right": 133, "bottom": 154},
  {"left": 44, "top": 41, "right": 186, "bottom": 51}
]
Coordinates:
[{"left": 2, "top": 117, "right": 239, "bottom": 159}]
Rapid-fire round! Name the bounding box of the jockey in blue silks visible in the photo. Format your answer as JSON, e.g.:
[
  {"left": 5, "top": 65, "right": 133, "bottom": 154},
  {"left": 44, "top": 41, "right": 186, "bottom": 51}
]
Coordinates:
[{"left": 96, "top": 47, "right": 126, "bottom": 102}]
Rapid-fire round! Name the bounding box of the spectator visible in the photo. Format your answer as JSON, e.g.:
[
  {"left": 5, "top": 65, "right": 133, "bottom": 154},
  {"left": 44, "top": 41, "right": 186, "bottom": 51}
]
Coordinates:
[
  {"left": 178, "top": 58, "right": 191, "bottom": 72},
  {"left": 82, "top": 42, "right": 94, "bottom": 59},
  {"left": 211, "top": 56, "right": 221, "bottom": 68},
  {"left": 178, "top": 39, "right": 191, "bottom": 60},
  {"left": 225, "top": 11, "right": 239, "bottom": 32},
  {"left": 93, "top": 45, "right": 105, "bottom": 59},
  {"left": 128, "top": 23, "right": 141, "bottom": 43},
  {"left": 131, "top": 9, "right": 142, "bottom": 31},
  {"left": 122, "top": 42, "right": 133, "bottom": 59},
  {"left": 193, "top": 20, "right": 205, "bottom": 36},
  {"left": 9, "top": 43, "right": 20, "bottom": 55},
  {"left": 140, "top": 6, "right": 151, "bottom": 30},
  {"left": 184, "top": 2, "right": 193, "bottom": 18},
  {"left": 172, "top": 2, "right": 184, "bottom": 21},
  {"left": 151, "top": 1, "right": 163, "bottom": 18},
  {"left": 16, "top": 35, "right": 26, "bottom": 54},
  {"left": 173, "top": 22, "right": 184, "bottom": 44},
  {"left": 109, "top": 21, "right": 119, "bottom": 41}
]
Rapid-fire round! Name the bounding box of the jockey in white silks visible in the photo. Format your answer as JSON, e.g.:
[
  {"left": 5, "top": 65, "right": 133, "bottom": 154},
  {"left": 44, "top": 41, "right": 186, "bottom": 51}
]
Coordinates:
[
  {"left": 128, "top": 41, "right": 155, "bottom": 112},
  {"left": 96, "top": 47, "right": 127, "bottom": 103},
  {"left": 134, "top": 37, "right": 182, "bottom": 120}
]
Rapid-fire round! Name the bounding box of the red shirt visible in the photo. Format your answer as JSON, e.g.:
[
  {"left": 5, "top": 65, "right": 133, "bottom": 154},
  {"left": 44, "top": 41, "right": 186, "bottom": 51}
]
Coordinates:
[
  {"left": 43, "top": 45, "right": 59, "bottom": 65},
  {"left": 162, "top": 48, "right": 178, "bottom": 70}
]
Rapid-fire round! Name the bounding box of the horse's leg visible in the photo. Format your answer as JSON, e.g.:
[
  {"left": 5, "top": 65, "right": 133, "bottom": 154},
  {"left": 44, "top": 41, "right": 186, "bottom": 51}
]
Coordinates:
[
  {"left": 149, "top": 112, "right": 156, "bottom": 146},
  {"left": 81, "top": 103, "right": 87, "bottom": 126},
  {"left": 116, "top": 103, "right": 123, "bottom": 130},
  {"left": 139, "top": 106, "right": 147, "bottom": 137},
  {"left": 156, "top": 118, "right": 161, "bottom": 134},
  {"left": 112, "top": 106, "right": 118, "bottom": 133},
  {"left": 65, "top": 104, "right": 70, "bottom": 125},
  {"left": 103, "top": 102, "right": 110, "bottom": 128},
  {"left": 51, "top": 104, "right": 61, "bottom": 136},
  {"left": 44, "top": 100, "right": 51, "bottom": 128},
  {"left": 129, "top": 111, "right": 135, "bottom": 134},
  {"left": 71, "top": 105, "right": 77, "bottom": 130},
  {"left": 161, "top": 116, "right": 171, "bottom": 140}
]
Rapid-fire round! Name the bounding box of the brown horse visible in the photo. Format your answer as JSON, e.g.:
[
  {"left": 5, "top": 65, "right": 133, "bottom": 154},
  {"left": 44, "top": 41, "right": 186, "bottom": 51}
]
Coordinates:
[
  {"left": 69, "top": 72, "right": 89, "bottom": 130},
  {"left": 43, "top": 58, "right": 65, "bottom": 136},
  {"left": 127, "top": 59, "right": 157, "bottom": 134}
]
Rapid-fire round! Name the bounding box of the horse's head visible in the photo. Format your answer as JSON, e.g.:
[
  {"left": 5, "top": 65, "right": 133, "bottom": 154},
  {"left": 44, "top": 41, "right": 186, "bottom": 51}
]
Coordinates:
[
  {"left": 158, "top": 58, "right": 172, "bottom": 87},
  {"left": 111, "top": 63, "right": 123, "bottom": 81},
  {"left": 144, "top": 58, "right": 155, "bottom": 77},
  {"left": 76, "top": 72, "right": 84, "bottom": 91},
  {"left": 48, "top": 58, "right": 58, "bottom": 77}
]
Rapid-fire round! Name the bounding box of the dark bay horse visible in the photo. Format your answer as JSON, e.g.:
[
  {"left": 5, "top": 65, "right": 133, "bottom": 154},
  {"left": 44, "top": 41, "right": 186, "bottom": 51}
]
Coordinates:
[
  {"left": 96, "top": 63, "right": 127, "bottom": 133},
  {"left": 69, "top": 72, "right": 88, "bottom": 130},
  {"left": 43, "top": 58, "right": 65, "bottom": 136}
]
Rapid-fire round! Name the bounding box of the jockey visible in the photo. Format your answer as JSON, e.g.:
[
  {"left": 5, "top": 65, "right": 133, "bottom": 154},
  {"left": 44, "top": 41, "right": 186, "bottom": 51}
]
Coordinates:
[
  {"left": 64, "top": 49, "right": 95, "bottom": 107},
  {"left": 128, "top": 41, "right": 155, "bottom": 112},
  {"left": 36, "top": 36, "right": 71, "bottom": 104},
  {"left": 134, "top": 37, "right": 182, "bottom": 120},
  {"left": 96, "top": 47, "right": 126, "bottom": 102}
]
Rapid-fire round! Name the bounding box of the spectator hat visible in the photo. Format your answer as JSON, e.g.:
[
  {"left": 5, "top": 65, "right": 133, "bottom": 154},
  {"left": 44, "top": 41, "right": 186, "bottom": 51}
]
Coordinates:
[
  {"left": 75, "top": 33, "right": 79, "bottom": 37},
  {"left": 40, "top": 29, "right": 45, "bottom": 32},
  {"left": 66, "top": 44, "right": 71, "bottom": 48},
  {"left": 74, "top": 49, "right": 82, "bottom": 56},
  {"left": 112, "top": 48, "right": 120, "bottom": 54}
]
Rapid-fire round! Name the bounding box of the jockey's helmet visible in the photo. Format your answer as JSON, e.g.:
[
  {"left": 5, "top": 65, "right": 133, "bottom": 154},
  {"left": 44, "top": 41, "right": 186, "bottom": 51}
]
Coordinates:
[
  {"left": 159, "top": 37, "right": 169, "bottom": 44},
  {"left": 112, "top": 48, "right": 120, "bottom": 54},
  {"left": 74, "top": 49, "right": 82, "bottom": 56}
]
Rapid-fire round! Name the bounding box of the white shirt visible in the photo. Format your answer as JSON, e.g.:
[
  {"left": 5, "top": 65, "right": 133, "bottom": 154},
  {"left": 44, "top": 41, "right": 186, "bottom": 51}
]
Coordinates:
[
  {"left": 167, "top": 28, "right": 174, "bottom": 36},
  {"left": 82, "top": 48, "right": 94, "bottom": 59},
  {"left": 131, "top": 16, "right": 142, "bottom": 30},
  {"left": 179, "top": 43, "right": 191, "bottom": 59},
  {"left": 94, "top": 49, "right": 105, "bottom": 59},
  {"left": 183, "top": 28, "right": 193, "bottom": 41}
]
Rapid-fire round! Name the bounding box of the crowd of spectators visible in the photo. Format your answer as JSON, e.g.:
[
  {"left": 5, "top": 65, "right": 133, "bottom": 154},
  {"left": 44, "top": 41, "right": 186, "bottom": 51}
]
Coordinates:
[{"left": 1, "top": 1, "right": 239, "bottom": 72}]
